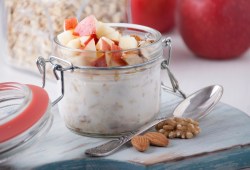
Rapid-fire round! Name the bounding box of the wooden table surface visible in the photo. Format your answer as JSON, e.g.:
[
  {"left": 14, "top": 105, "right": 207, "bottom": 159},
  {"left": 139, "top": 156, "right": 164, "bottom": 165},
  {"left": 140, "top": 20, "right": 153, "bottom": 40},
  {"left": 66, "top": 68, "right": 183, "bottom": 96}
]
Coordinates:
[{"left": 1, "top": 91, "right": 250, "bottom": 169}]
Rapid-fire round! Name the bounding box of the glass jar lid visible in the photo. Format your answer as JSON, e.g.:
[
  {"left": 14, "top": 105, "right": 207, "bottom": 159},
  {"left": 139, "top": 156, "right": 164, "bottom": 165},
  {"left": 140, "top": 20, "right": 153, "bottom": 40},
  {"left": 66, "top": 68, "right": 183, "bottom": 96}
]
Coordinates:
[{"left": 0, "top": 82, "right": 52, "bottom": 159}]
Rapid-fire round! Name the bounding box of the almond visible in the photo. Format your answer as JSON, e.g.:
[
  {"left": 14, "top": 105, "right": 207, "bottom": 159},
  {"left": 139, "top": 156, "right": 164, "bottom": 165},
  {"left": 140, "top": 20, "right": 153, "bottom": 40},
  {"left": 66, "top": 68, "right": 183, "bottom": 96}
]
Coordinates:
[
  {"left": 131, "top": 135, "right": 149, "bottom": 152},
  {"left": 144, "top": 132, "right": 169, "bottom": 147}
]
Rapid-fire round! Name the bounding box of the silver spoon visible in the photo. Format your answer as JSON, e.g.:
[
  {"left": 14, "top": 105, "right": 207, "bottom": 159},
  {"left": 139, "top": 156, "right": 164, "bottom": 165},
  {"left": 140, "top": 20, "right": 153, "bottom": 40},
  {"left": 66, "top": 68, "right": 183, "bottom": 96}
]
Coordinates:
[{"left": 85, "top": 85, "right": 223, "bottom": 157}]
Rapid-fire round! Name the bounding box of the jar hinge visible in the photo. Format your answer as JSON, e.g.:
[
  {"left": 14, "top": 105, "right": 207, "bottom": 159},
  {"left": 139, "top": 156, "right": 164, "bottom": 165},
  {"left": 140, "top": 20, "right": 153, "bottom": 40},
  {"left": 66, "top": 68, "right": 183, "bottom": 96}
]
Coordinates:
[
  {"left": 161, "top": 37, "right": 186, "bottom": 99},
  {"left": 36, "top": 56, "right": 74, "bottom": 106}
]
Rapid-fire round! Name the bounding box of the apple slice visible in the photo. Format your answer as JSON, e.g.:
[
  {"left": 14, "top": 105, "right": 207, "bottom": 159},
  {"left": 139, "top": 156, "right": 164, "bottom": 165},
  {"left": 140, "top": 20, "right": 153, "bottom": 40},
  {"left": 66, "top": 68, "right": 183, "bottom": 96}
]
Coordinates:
[
  {"left": 96, "top": 37, "right": 114, "bottom": 51},
  {"left": 92, "top": 55, "right": 107, "bottom": 67},
  {"left": 121, "top": 53, "right": 145, "bottom": 65},
  {"left": 101, "top": 37, "right": 114, "bottom": 46},
  {"left": 66, "top": 38, "right": 81, "bottom": 49},
  {"left": 96, "top": 38, "right": 111, "bottom": 51},
  {"left": 96, "top": 22, "right": 121, "bottom": 41},
  {"left": 106, "top": 31, "right": 121, "bottom": 42},
  {"left": 83, "top": 38, "right": 96, "bottom": 51},
  {"left": 66, "top": 55, "right": 93, "bottom": 66},
  {"left": 96, "top": 22, "right": 115, "bottom": 38},
  {"left": 105, "top": 44, "right": 127, "bottom": 67},
  {"left": 64, "top": 17, "right": 78, "bottom": 31},
  {"left": 119, "top": 36, "right": 138, "bottom": 50},
  {"left": 80, "top": 35, "right": 93, "bottom": 47},
  {"left": 74, "top": 15, "right": 98, "bottom": 36},
  {"left": 57, "top": 30, "right": 75, "bottom": 46},
  {"left": 139, "top": 40, "right": 153, "bottom": 60},
  {"left": 97, "top": 21, "right": 121, "bottom": 42},
  {"left": 59, "top": 38, "right": 81, "bottom": 56},
  {"left": 79, "top": 39, "right": 97, "bottom": 62}
]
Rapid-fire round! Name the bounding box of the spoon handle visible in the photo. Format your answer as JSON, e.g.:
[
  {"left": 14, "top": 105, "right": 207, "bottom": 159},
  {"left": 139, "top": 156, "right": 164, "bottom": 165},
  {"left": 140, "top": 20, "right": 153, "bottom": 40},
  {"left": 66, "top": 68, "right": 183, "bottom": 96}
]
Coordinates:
[{"left": 85, "top": 118, "right": 165, "bottom": 157}]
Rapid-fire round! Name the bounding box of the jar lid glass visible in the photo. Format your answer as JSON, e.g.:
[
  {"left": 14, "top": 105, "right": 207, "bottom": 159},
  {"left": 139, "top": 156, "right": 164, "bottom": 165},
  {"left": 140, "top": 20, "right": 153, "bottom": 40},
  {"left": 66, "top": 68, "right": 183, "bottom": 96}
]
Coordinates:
[{"left": 0, "top": 82, "right": 52, "bottom": 160}]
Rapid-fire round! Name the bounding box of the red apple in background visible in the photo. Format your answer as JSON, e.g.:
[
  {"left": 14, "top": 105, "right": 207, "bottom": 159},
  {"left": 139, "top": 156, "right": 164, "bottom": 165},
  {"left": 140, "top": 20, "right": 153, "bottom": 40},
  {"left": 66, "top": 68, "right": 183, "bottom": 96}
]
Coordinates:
[
  {"left": 177, "top": 0, "right": 250, "bottom": 59},
  {"left": 129, "top": 0, "right": 176, "bottom": 33}
]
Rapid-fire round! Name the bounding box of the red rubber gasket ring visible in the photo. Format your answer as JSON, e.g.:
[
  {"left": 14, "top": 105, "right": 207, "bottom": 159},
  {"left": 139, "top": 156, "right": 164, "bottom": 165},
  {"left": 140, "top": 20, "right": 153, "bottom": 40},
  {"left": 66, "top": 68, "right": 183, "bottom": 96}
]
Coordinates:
[{"left": 0, "top": 85, "right": 49, "bottom": 143}]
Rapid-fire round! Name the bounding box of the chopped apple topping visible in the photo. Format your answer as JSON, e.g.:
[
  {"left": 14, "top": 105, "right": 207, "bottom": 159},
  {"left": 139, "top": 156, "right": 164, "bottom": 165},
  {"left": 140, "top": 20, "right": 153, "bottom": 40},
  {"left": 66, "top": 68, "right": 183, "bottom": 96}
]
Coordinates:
[
  {"left": 57, "top": 30, "right": 76, "bottom": 46},
  {"left": 66, "top": 38, "right": 81, "bottom": 49},
  {"left": 122, "top": 53, "right": 144, "bottom": 65},
  {"left": 119, "top": 36, "right": 138, "bottom": 50},
  {"left": 57, "top": 15, "right": 154, "bottom": 67}
]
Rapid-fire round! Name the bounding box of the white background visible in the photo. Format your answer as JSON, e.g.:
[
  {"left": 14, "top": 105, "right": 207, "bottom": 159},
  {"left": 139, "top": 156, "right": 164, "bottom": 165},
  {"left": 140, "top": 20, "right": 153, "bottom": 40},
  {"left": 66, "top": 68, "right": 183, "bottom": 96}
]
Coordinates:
[
  {"left": 165, "top": 32, "right": 250, "bottom": 115},
  {"left": 0, "top": 0, "right": 249, "bottom": 116},
  {"left": 0, "top": 31, "right": 249, "bottom": 116}
]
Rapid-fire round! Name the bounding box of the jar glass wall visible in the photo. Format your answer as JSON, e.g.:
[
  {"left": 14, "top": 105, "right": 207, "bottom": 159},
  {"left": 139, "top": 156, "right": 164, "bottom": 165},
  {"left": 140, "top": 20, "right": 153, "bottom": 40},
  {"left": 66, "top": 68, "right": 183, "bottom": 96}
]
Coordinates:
[{"left": 53, "top": 23, "right": 164, "bottom": 136}]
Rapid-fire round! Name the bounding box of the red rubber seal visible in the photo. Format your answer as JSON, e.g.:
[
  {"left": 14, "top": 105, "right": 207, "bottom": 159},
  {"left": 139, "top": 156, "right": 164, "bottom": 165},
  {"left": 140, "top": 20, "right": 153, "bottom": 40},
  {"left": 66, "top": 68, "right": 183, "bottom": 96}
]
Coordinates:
[{"left": 0, "top": 85, "right": 49, "bottom": 143}]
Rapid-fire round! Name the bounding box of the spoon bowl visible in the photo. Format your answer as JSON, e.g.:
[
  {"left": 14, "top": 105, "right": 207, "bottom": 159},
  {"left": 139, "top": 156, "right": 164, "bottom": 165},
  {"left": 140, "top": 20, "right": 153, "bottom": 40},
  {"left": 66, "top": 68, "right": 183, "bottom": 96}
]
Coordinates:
[
  {"left": 85, "top": 85, "right": 223, "bottom": 157},
  {"left": 173, "top": 85, "right": 223, "bottom": 120}
]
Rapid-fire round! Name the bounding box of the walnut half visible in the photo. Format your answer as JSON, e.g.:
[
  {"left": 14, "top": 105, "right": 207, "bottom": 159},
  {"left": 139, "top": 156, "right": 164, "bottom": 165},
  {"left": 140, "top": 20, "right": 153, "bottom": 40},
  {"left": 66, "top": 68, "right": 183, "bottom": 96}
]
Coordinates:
[{"left": 156, "top": 117, "right": 201, "bottom": 139}]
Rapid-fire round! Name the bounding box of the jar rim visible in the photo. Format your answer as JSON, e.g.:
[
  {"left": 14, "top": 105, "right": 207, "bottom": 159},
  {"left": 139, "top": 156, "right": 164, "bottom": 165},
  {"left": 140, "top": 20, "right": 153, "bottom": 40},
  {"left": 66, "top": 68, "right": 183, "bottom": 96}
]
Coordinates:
[{"left": 0, "top": 82, "right": 31, "bottom": 125}]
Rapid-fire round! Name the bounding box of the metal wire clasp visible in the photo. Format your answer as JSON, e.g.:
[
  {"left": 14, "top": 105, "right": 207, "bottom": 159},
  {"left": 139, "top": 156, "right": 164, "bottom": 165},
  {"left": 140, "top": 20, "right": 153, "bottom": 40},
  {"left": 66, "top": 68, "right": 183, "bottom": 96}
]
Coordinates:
[
  {"left": 36, "top": 56, "right": 73, "bottom": 106},
  {"left": 161, "top": 37, "right": 186, "bottom": 99}
]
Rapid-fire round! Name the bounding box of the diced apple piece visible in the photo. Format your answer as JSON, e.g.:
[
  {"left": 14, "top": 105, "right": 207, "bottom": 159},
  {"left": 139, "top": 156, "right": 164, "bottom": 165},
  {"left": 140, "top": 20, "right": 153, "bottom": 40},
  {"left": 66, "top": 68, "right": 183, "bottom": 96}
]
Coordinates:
[
  {"left": 139, "top": 41, "right": 154, "bottom": 60},
  {"left": 80, "top": 39, "right": 97, "bottom": 60},
  {"left": 96, "top": 21, "right": 121, "bottom": 41},
  {"left": 92, "top": 55, "right": 107, "bottom": 67},
  {"left": 96, "top": 22, "right": 121, "bottom": 41},
  {"left": 80, "top": 36, "right": 93, "bottom": 47},
  {"left": 57, "top": 30, "right": 75, "bottom": 46},
  {"left": 122, "top": 53, "right": 144, "bottom": 65},
  {"left": 96, "top": 37, "right": 114, "bottom": 51},
  {"left": 105, "top": 44, "right": 127, "bottom": 67},
  {"left": 66, "top": 38, "right": 81, "bottom": 49},
  {"left": 64, "top": 17, "right": 78, "bottom": 31},
  {"left": 66, "top": 55, "right": 93, "bottom": 66},
  {"left": 83, "top": 39, "right": 96, "bottom": 51},
  {"left": 60, "top": 38, "right": 81, "bottom": 56},
  {"left": 96, "top": 39, "right": 110, "bottom": 51},
  {"left": 101, "top": 37, "right": 114, "bottom": 46},
  {"left": 105, "top": 53, "right": 112, "bottom": 67},
  {"left": 96, "top": 22, "right": 115, "bottom": 38},
  {"left": 119, "top": 36, "right": 138, "bottom": 50},
  {"left": 74, "top": 15, "right": 98, "bottom": 36},
  {"left": 105, "top": 53, "right": 121, "bottom": 67},
  {"left": 106, "top": 31, "right": 121, "bottom": 42}
]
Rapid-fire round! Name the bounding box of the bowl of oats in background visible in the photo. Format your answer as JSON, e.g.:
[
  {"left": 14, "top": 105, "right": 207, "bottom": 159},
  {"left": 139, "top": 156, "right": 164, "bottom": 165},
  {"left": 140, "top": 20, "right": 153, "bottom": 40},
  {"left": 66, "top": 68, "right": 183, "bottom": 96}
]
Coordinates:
[{"left": 1, "top": 0, "right": 127, "bottom": 74}]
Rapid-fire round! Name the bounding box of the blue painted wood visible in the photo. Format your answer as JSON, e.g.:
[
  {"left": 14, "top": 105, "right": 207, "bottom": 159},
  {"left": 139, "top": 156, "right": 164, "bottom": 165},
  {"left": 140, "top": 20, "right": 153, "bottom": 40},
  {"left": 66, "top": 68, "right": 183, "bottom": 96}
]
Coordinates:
[
  {"left": 1, "top": 91, "right": 250, "bottom": 169},
  {"left": 151, "top": 145, "right": 250, "bottom": 170},
  {"left": 35, "top": 159, "right": 145, "bottom": 170},
  {"left": 35, "top": 146, "right": 250, "bottom": 170}
]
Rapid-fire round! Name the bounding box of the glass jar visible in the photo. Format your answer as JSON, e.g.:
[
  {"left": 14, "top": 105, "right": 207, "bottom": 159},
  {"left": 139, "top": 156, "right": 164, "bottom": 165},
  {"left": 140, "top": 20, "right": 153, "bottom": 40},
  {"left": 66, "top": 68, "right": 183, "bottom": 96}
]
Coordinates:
[
  {"left": 1, "top": 0, "right": 127, "bottom": 74},
  {"left": 0, "top": 82, "right": 53, "bottom": 161},
  {"left": 37, "top": 23, "right": 178, "bottom": 137}
]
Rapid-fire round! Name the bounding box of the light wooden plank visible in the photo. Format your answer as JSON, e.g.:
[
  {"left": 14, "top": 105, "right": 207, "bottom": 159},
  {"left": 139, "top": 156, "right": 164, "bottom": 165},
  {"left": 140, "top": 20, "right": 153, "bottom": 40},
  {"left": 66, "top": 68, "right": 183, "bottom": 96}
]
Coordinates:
[{"left": 1, "top": 91, "right": 250, "bottom": 169}]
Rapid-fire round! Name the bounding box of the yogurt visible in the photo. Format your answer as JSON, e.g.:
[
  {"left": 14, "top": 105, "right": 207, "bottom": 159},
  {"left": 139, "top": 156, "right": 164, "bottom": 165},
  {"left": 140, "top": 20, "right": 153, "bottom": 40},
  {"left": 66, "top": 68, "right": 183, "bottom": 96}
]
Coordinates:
[{"left": 58, "top": 61, "right": 161, "bottom": 136}]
